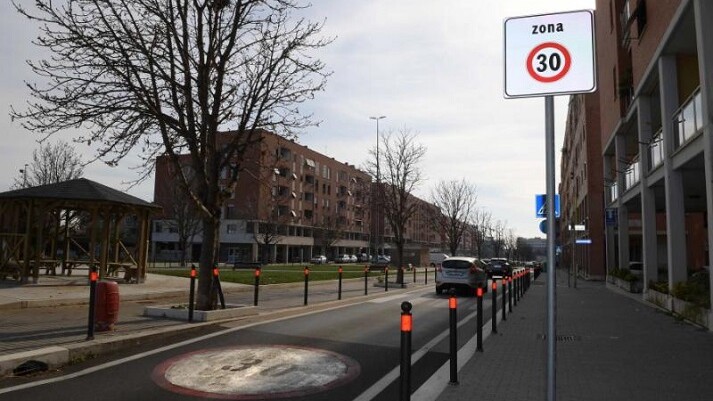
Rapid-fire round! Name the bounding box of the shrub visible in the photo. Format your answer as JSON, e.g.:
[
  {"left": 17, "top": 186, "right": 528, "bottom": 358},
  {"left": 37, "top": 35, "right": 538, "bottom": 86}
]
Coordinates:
[
  {"left": 648, "top": 281, "right": 669, "bottom": 294},
  {"left": 671, "top": 277, "right": 710, "bottom": 309}
]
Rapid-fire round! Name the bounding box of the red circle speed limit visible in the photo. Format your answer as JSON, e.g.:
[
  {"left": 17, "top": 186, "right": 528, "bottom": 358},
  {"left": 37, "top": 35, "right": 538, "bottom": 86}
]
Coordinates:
[{"left": 526, "top": 42, "right": 571, "bottom": 83}]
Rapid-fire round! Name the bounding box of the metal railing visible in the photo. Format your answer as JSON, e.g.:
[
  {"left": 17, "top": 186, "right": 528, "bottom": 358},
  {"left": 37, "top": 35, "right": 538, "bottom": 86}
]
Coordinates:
[
  {"left": 624, "top": 157, "right": 640, "bottom": 191},
  {"left": 673, "top": 88, "right": 703, "bottom": 148},
  {"left": 649, "top": 129, "right": 664, "bottom": 170}
]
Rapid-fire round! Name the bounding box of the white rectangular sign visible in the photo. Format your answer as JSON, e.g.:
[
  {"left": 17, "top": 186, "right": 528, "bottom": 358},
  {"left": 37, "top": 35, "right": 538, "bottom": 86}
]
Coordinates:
[{"left": 504, "top": 10, "right": 596, "bottom": 98}]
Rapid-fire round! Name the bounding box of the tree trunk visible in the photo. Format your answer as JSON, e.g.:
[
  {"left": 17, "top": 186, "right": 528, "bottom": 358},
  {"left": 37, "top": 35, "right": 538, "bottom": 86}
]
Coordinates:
[
  {"left": 196, "top": 217, "right": 220, "bottom": 310},
  {"left": 396, "top": 243, "right": 405, "bottom": 284}
]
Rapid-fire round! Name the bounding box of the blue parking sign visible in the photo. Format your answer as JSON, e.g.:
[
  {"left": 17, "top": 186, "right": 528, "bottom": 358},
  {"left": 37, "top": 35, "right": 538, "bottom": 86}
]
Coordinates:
[{"left": 535, "top": 194, "right": 560, "bottom": 218}]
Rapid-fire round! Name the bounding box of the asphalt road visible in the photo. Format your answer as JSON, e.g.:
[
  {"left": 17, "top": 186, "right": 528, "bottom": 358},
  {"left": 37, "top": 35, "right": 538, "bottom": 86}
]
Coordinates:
[{"left": 0, "top": 279, "right": 503, "bottom": 401}]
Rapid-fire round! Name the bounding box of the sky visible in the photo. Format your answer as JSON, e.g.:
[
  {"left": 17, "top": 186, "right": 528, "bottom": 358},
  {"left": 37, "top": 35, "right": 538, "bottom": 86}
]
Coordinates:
[{"left": 0, "top": 0, "right": 596, "bottom": 239}]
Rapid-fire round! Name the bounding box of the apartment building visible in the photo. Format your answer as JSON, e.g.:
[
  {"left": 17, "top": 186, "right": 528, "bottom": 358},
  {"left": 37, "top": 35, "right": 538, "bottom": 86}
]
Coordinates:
[
  {"left": 559, "top": 93, "right": 606, "bottom": 280},
  {"left": 593, "top": 0, "right": 711, "bottom": 308},
  {"left": 151, "top": 130, "right": 443, "bottom": 264}
]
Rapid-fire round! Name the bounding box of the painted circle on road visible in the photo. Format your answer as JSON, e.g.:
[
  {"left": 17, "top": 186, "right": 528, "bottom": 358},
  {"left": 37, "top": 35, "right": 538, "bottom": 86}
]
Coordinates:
[
  {"left": 152, "top": 345, "right": 360, "bottom": 400},
  {"left": 526, "top": 42, "right": 572, "bottom": 83}
]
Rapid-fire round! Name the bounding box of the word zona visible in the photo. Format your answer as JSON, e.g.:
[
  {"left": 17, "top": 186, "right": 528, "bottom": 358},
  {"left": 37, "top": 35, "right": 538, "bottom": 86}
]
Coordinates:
[{"left": 532, "top": 23, "right": 564, "bottom": 35}]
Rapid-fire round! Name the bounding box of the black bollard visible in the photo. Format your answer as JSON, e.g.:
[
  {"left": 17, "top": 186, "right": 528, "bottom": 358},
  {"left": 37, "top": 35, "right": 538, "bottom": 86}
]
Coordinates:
[
  {"left": 413, "top": 266, "right": 416, "bottom": 283},
  {"left": 385, "top": 267, "right": 389, "bottom": 292},
  {"left": 213, "top": 267, "right": 226, "bottom": 309},
  {"left": 448, "top": 290, "right": 458, "bottom": 385},
  {"left": 254, "top": 267, "right": 260, "bottom": 306},
  {"left": 364, "top": 266, "right": 369, "bottom": 296},
  {"left": 476, "top": 284, "right": 483, "bottom": 352},
  {"left": 338, "top": 266, "right": 343, "bottom": 300},
  {"left": 502, "top": 278, "right": 507, "bottom": 322},
  {"left": 304, "top": 267, "right": 310, "bottom": 306},
  {"left": 424, "top": 267, "right": 428, "bottom": 285},
  {"left": 189, "top": 265, "right": 197, "bottom": 321},
  {"left": 491, "top": 281, "right": 498, "bottom": 334},
  {"left": 508, "top": 276, "right": 513, "bottom": 313},
  {"left": 86, "top": 267, "right": 98, "bottom": 340},
  {"left": 514, "top": 273, "right": 519, "bottom": 307},
  {"left": 400, "top": 301, "right": 413, "bottom": 401}
]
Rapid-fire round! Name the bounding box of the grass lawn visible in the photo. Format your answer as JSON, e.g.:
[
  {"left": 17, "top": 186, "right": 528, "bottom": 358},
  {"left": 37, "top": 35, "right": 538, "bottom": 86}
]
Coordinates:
[{"left": 149, "top": 263, "right": 381, "bottom": 285}]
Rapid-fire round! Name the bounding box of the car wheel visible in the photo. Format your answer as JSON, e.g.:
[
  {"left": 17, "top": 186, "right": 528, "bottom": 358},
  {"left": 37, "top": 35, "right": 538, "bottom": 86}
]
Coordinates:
[{"left": 436, "top": 287, "right": 442, "bottom": 295}]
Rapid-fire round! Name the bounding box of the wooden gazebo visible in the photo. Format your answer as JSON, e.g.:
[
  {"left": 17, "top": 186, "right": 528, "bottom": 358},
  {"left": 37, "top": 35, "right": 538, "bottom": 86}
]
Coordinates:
[{"left": 0, "top": 178, "right": 161, "bottom": 284}]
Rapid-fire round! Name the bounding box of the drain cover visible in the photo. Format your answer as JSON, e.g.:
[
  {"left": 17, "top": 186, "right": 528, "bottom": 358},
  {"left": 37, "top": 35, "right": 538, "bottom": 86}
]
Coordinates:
[
  {"left": 152, "top": 345, "right": 360, "bottom": 399},
  {"left": 537, "top": 334, "right": 581, "bottom": 342}
]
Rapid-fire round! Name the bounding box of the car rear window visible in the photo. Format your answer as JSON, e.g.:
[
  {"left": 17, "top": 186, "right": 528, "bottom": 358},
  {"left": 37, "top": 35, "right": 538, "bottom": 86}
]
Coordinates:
[{"left": 442, "top": 260, "right": 473, "bottom": 269}]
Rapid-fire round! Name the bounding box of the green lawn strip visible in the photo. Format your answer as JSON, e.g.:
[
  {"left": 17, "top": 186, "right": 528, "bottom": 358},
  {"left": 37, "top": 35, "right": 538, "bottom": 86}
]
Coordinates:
[{"left": 151, "top": 265, "right": 380, "bottom": 285}]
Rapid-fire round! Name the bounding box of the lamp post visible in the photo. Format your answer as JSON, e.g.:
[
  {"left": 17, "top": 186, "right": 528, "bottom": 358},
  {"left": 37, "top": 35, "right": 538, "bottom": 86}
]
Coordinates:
[
  {"left": 19, "top": 163, "right": 28, "bottom": 187},
  {"left": 370, "top": 115, "right": 386, "bottom": 257}
]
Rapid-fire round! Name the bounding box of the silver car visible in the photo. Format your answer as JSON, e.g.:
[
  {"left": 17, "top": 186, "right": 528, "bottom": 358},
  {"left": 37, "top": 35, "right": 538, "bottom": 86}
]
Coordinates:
[{"left": 436, "top": 257, "right": 488, "bottom": 295}]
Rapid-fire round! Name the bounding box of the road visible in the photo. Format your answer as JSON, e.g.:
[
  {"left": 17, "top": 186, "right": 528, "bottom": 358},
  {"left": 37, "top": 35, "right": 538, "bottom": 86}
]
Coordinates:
[{"left": 0, "top": 277, "right": 507, "bottom": 400}]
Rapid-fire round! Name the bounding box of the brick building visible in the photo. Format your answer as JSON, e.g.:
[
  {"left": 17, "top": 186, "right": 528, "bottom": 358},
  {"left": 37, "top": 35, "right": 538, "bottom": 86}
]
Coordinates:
[
  {"left": 151, "top": 130, "right": 443, "bottom": 264},
  {"left": 590, "top": 0, "right": 712, "bottom": 312}
]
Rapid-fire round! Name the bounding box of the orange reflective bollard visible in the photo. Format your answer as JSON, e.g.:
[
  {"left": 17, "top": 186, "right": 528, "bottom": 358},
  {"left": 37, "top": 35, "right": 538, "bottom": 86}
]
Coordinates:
[{"left": 400, "top": 301, "right": 413, "bottom": 401}]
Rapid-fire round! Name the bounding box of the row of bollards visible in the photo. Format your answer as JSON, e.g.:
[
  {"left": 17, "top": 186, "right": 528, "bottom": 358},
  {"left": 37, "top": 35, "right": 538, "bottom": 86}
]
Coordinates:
[
  {"left": 399, "top": 268, "right": 534, "bottom": 401},
  {"left": 184, "top": 265, "right": 438, "bottom": 322}
]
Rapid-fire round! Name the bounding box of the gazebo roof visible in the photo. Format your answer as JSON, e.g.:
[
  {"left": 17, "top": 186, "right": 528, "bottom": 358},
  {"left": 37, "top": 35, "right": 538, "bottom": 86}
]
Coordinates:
[{"left": 0, "top": 178, "right": 160, "bottom": 209}]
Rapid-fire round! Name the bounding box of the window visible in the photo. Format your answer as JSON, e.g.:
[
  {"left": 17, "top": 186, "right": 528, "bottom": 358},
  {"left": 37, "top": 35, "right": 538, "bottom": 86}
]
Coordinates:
[
  {"left": 304, "top": 192, "right": 314, "bottom": 202},
  {"left": 278, "top": 147, "right": 291, "bottom": 160},
  {"left": 304, "top": 210, "right": 313, "bottom": 219},
  {"left": 227, "top": 224, "right": 238, "bottom": 234},
  {"left": 322, "top": 165, "right": 330, "bottom": 179},
  {"left": 305, "top": 174, "right": 315, "bottom": 184}
]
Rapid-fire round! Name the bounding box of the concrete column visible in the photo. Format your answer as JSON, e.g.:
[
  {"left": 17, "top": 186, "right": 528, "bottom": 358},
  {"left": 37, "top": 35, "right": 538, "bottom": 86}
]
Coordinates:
[
  {"left": 253, "top": 243, "right": 260, "bottom": 263},
  {"left": 694, "top": 0, "right": 713, "bottom": 329},
  {"left": 659, "top": 56, "right": 688, "bottom": 287},
  {"left": 637, "top": 96, "right": 659, "bottom": 288},
  {"left": 615, "top": 135, "right": 630, "bottom": 270},
  {"left": 603, "top": 156, "right": 616, "bottom": 273}
]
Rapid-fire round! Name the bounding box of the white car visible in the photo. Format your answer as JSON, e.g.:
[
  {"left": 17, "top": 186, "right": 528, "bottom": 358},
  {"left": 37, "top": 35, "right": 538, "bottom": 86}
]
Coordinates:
[
  {"left": 336, "top": 254, "right": 351, "bottom": 263},
  {"left": 348, "top": 255, "right": 358, "bottom": 263},
  {"left": 310, "top": 255, "right": 327, "bottom": 264},
  {"left": 436, "top": 257, "right": 488, "bottom": 295}
]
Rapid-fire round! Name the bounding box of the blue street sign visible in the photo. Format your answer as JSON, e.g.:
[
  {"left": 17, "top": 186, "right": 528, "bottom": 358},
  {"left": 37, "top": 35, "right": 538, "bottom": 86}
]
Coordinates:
[
  {"left": 575, "top": 238, "right": 592, "bottom": 245},
  {"left": 605, "top": 208, "right": 618, "bottom": 226},
  {"left": 535, "top": 194, "right": 560, "bottom": 218}
]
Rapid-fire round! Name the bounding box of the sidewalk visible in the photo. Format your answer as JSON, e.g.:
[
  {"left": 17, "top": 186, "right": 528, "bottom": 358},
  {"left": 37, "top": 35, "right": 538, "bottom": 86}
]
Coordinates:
[{"left": 436, "top": 269, "right": 713, "bottom": 401}]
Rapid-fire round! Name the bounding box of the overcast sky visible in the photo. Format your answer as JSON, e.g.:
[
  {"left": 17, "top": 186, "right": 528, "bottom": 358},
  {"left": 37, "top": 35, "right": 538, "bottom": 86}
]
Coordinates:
[{"left": 0, "top": 0, "right": 596, "bottom": 239}]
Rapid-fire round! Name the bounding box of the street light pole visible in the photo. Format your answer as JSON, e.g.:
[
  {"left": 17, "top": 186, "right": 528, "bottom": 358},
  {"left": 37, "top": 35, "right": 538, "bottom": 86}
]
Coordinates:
[
  {"left": 19, "top": 163, "right": 28, "bottom": 188},
  {"left": 370, "top": 115, "right": 386, "bottom": 257}
]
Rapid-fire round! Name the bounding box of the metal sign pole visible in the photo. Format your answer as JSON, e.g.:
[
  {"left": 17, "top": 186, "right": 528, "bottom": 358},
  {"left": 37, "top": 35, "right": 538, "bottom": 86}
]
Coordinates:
[{"left": 545, "top": 95, "right": 557, "bottom": 401}]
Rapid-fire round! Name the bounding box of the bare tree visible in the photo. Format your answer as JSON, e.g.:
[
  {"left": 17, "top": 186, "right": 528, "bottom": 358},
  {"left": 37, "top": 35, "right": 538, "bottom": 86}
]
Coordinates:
[
  {"left": 365, "top": 129, "right": 426, "bottom": 283},
  {"left": 12, "top": 1, "right": 330, "bottom": 310},
  {"left": 491, "top": 220, "right": 507, "bottom": 258},
  {"left": 313, "top": 210, "right": 345, "bottom": 260},
  {"left": 159, "top": 166, "right": 202, "bottom": 267},
  {"left": 470, "top": 208, "right": 492, "bottom": 258},
  {"left": 14, "top": 141, "right": 84, "bottom": 189},
  {"left": 430, "top": 179, "right": 477, "bottom": 256}
]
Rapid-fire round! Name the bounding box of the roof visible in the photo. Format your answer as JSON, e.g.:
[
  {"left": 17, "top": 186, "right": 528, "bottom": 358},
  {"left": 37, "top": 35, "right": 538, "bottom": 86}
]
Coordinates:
[{"left": 0, "top": 178, "right": 160, "bottom": 209}]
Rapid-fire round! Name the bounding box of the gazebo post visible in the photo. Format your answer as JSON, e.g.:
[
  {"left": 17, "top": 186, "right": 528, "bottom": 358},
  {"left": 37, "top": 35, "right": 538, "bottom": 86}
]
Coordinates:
[
  {"left": 89, "top": 208, "right": 98, "bottom": 279},
  {"left": 33, "top": 204, "right": 44, "bottom": 284},
  {"left": 137, "top": 210, "right": 149, "bottom": 283},
  {"left": 22, "top": 201, "right": 33, "bottom": 284},
  {"left": 100, "top": 211, "right": 110, "bottom": 280}
]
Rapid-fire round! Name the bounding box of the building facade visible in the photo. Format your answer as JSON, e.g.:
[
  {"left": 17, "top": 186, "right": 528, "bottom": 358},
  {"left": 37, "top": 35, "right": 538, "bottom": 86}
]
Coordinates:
[
  {"left": 151, "top": 130, "right": 443, "bottom": 264},
  {"left": 559, "top": 93, "right": 606, "bottom": 280},
  {"left": 594, "top": 0, "right": 712, "bottom": 313}
]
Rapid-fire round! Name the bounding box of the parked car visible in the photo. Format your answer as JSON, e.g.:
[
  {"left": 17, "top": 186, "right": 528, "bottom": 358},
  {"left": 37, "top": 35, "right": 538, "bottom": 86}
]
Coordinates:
[
  {"left": 487, "top": 258, "right": 512, "bottom": 278},
  {"left": 369, "top": 255, "right": 391, "bottom": 268},
  {"left": 436, "top": 257, "right": 488, "bottom": 295},
  {"left": 310, "top": 255, "right": 327, "bottom": 264},
  {"left": 336, "top": 254, "right": 351, "bottom": 263},
  {"left": 429, "top": 252, "right": 450, "bottom": 267},
  {"left": 628, "top": 261, "right": 643, "bottom": 280},
  {"left": 357, "top": 253, "right": 370, "bottom": 262},
  {"left": 348, "top": 254, "right": 358, "bottom": 263}
]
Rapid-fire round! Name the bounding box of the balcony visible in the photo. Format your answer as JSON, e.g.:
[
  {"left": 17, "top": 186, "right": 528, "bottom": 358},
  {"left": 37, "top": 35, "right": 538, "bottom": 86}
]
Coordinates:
[
  {"left": 673, "top": 88, "right": 703, "bottom": 148},
  {"left": 609, "top": 181, "right": 619, "bottom": 203},
  {"left": 624, "top": 157, "right": 640, "bottom": 191},
  {"left": 649, "top": 129, "right": 663, "bottom": 170}
]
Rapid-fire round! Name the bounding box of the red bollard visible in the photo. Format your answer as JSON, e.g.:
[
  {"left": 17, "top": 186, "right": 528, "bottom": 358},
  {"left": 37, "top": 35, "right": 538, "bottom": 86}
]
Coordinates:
[
  {"left": 253, "top": 267, "right": 260, "bottom": 306},
  {"left": 338, "top": 266, "right": 343, "bottom": 300},
  {"left": 491, "top": 281, "right": 497, "bottom": 334}
]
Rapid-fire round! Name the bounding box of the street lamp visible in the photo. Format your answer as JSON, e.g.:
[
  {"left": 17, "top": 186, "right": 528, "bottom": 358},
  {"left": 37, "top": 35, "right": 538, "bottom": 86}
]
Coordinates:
[
  {"left": 19, "top": 163, "right": 28, "bottom": 187},
  {"left": 370, "top": 115, "right": 386, "bottom": 257}
]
